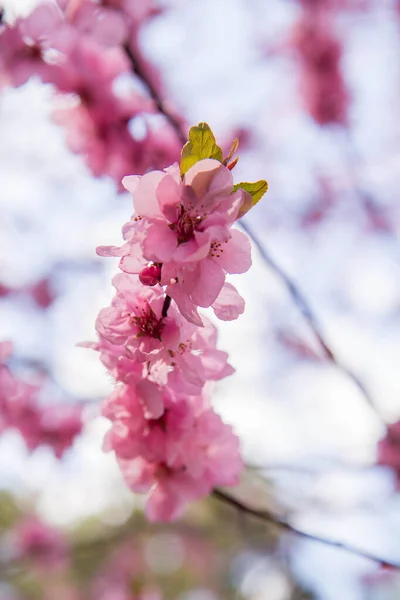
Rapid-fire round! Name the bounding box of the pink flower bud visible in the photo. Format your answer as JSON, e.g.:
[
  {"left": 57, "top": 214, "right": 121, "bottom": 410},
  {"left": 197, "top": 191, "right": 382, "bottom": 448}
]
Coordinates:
[{"left": 139, "top": 264, "right": 161, "bottom": 286}]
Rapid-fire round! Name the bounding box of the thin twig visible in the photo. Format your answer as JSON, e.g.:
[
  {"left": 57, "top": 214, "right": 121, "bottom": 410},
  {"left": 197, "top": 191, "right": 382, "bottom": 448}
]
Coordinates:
[
  {"left": 123, "top": 43, "right": 187, "bottom": 145},
  {"left": 161, "top": 294, "right": 172, "bottom": 318},
  {"left": 239, "top": 220, "right": 385, "bottom": 425},
  {"left": 213, "top": 489, "right": 400, "bottom": 568}
]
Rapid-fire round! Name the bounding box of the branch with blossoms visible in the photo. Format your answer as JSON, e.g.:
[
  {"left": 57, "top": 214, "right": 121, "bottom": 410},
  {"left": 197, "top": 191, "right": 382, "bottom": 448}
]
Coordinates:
[
  {"left": 0, "top": 1, "right": 182, "bottom": 185},
  {"left": 81, "top": 122, "right": 400, "bottom": 569},
  {"left": 1, "top": 0, "right": 400, "bottom": 586},
  {"left": 84, "top": 122, "right": 267, "bottom": 520},
  {"left": 0, "top": 0, "right": 388, "bottom": 431}
]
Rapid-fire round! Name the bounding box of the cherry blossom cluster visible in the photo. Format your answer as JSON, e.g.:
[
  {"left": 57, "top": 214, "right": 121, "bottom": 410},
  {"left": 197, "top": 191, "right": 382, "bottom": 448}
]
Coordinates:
[
  {"left": 0, "top": 276, "right": 55, "bottom": 309},
  {"left": 0, "top": 0, "right": 181, "bottom": 185},
  {"left": 0, "top": 341, "right": 82, "bottom": 457},
  {"left": 87, "top": 136, "right": 266, "bottom": 521},
  {"left": 292, "top": 8, "right": 349, "bottom": 126},
  {"left": 11, "top": 515, "right": 68, "bottom": 570}
]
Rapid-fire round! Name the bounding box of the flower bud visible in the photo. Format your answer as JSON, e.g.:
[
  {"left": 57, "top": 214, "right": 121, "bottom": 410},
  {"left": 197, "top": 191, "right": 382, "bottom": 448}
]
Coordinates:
[{"left": 139, "top": 264, "right": 161, "bottom": 286}]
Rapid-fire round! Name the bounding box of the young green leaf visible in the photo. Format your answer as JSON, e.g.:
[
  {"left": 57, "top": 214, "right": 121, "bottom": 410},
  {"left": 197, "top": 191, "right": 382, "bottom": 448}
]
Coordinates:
[
  {"left": 233, "top": 180, "right": 268, "bottom": 205},
  {"left": 180, "top": 122, "right": 223, "bottom": 177}
]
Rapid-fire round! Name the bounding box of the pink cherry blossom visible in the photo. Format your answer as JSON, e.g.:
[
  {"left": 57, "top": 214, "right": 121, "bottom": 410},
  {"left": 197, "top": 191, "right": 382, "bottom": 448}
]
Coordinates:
[
  {"left": 103, "top": 385, "right": 243, "bottom": 521},
  {"left": 292, "top": 14, "right": 349, "bottom": 126},
  {"left": 99, "top": 158, "right": 252, "bottom": 324},
  {"left": 88, "top": 273, "right": 233, "bottom": 393},
  {"left": 0, "top": 342, "right": 83, "bottom": 456},
  {"left": 0, "top": 4, "right": 61, "bottom": 87},
  {"left": 88, "top": 128, "right": 255, "bottom": 520},
  {"left": 94, "top": 272, "right": 191, "bottom": 362},
  {"left": 13, "top": 515, "right": 67, "bottom": 569}
]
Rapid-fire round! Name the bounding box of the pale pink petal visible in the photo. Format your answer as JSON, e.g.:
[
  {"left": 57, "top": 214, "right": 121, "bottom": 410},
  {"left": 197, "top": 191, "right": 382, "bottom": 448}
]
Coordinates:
[
  {"left": 119, "top": 457, "right": 155, "bottom": 492},
  {"left": 212, "top": 282, "right": 245, "bottom": 321},
  {"left": 184, "top": 159, "right": 233, "bottom": 209},
  {"left": 111, "top": 272, "right": 135, "bottom": 294},
  {"left": 22, "top": 3, "right": 61, "bottom": 38},
  {"left": 156, "top": 173, "right": 180, "bottom": 222},
  {"left": 131, "top": 171, "right": 165, "bottom": 217},
  {"left": 119, "top": 246, "right": 146, "bottom": 273},
  {"left": 121, "top": 174, "right": 140, "bottom": 195},
  {"left": 190, "top": 260, "right": 225, "bottom": 308},
  {"left": 143, "top": 221, "right": 177, "bottom": 262},
  {"left": 96, "top": 243, "right": 128, "bottom": 257},
  {"left": 145, "top": 484, "right": 184, "bottom": 522},
  {"left": 166, "top": 284, "right": 203, "bottom": 327},
  {"left": 172, "top": 231, "right": 211, "bottom": 263},
  {"left": 177, "top": 353, "right": 205, "bottom": 390},
  {"left": 184, "top": 158, "right": 233, "bottom": 198},
  {"left": 136, "top": 379, "right": 164, "bottom": 420},
  {"left": 202, "top": 349, "right": 235, "bottom": 380},
  {"left": 215, "top": 189, "right": 251, "bottom": 223},
  {"left": 213, "top": 228, "right": 252, "bottom": 274},
  {"left": 164, "top": 162, "right": 181, "bottom": 181}
]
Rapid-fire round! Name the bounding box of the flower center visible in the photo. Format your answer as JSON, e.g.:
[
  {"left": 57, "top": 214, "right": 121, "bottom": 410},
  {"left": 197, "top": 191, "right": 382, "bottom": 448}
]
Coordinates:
[
  {"left": 170, "top": 204, "right": 203, "bottom": 244},
  {"left": 22, "top": 42, "right": 43, "bottom": 60},
  {"left": 130, "top": 303, "right": 164, "bottom": 340}
]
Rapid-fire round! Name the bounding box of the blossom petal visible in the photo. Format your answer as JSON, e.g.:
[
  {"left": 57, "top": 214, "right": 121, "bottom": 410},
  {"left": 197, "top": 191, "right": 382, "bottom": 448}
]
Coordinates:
[
  {"left": 121, "top": 174, "right": 140, "bottom": 195},
  {"left": 119, "top": 457, "right": 154, "bottom": 492},
  {"left": 214, "top": 228, "right": 252, "bottom": 274},
  {"left": 166, "top": 283, "right": 203, "bottom": 327},
  {"left": 156, "top": 173, "right": 180, "bottom": 222},
  {"left": 184, "top": 159, "right": 233, "bottom": 210},
  {"left": 130, "top": 171, "right": 165, "bottom": 217},
  {"left": 212, "top": 282, "right": 245, "bottom": 321},
  {"left": 173, "top": 231, "right": 211, "bottom": 263},
  {"left": 143, "top": 221, "right": 177, "bottom": 262},
  {"left": 96, "top": 243, "right": 128, "bottom": 257},
  {"left": 190, "top": 259, "right": 225, "bottom": 308},
  {"left": 136, "top": 379, "right": 164, "bottom": 420}
]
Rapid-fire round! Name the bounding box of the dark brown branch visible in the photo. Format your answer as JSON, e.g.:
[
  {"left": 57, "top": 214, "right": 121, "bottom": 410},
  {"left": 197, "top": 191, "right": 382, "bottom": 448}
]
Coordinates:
[
  {"left": 162, "top": 294, "right": 172, "bottom": 318},
  {"left": 213, "top": 489, "right": 400, "bottom": 568},
  {"left": 123, "top": 43, "right": 187, "bottom": 145},
  {"left": 239, "top": 220, "right": 385, "bottom": 425}
]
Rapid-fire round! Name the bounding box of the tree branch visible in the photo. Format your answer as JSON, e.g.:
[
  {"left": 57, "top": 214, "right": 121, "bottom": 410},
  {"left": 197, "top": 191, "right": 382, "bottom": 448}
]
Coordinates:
[
  {"left": 213, "top": 489, "right": 400, "bottom": 568},
  {"left": 239, "top": 220, "right": 385, "bottom": 425},
  {"left": 123, "top": 42, "right": 187, "bottom": 146},
  {"left": 161, "top": 294, "right": 172, "bottom": 318}
]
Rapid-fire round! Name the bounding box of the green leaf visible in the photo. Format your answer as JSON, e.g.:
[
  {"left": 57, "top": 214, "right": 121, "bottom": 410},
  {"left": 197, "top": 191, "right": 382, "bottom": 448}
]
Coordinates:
[
  {"left": 232, "top": 180, "right": 268, "bottom": 205},
  {"left": 233, "top": 180, "right": 268, "bottom": 218},
  {"left": 180, "top": 122, "right": 223, "bottom": 177}
]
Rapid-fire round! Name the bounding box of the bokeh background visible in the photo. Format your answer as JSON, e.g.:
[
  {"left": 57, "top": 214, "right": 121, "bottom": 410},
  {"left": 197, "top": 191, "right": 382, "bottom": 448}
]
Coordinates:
[{"left": 1, "top": 0, "right": 400, "bottom": 598}]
